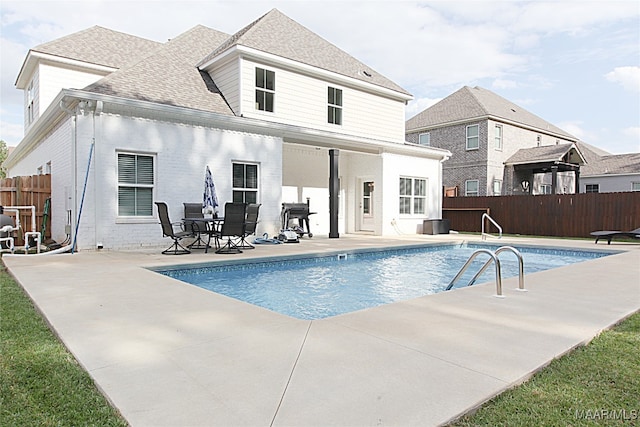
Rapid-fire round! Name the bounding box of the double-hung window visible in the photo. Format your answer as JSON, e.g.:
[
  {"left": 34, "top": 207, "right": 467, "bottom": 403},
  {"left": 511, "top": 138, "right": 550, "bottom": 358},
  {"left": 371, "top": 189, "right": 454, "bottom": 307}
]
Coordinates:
[
  {"left": 399, "top": 177, "right": 427, "bottom": 215},
  {"left": 632, "top": 182, "right": 640, "bottom": 191},
  {"left": 465, "top": 180, "right": 479, "bottom": 196},
  {"left": 418, "top": 132, "right": 430, "bottom": 146},
  {"left": 493, "top": 179, "right": 502, "bottom": 196},
  {"left": 27, "top": 81, "right": 35, "bottom": 125},
  {"left": 118, "top": 153, "right": 154, "bottom": 216},
  {"left": 328, "top": 87, "right": 342, "bottom": 125},
  {"left": 466, "top": 124, "right": 479, "bottom": 150},
  {"left": 255, "top": 67, "right": 275, "bottom": 112},
  {"left": 494, "top": 125, "right": 502, "bottom": 150},
  {"left": 233, "top": 162, "right": 258, "bottom": 204}
]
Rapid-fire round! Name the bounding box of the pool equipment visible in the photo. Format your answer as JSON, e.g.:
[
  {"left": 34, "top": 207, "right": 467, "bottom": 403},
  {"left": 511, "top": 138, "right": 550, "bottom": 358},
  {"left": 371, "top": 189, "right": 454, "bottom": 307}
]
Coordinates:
[{"left": 0, "top": 206, "right": 42, "bottom": 253}]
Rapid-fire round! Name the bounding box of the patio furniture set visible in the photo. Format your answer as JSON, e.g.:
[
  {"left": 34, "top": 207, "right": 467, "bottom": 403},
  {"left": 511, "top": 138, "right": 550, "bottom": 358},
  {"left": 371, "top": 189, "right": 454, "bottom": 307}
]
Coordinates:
[{"left": 155, "top": 201, "right": 260, "bottom": 255}]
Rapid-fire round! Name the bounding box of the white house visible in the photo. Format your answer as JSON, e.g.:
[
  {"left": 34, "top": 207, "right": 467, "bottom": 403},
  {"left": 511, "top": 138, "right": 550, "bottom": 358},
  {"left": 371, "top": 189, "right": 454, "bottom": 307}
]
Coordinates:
[{"left": 4, "top": 9, "right": 450, "bottom": 251}]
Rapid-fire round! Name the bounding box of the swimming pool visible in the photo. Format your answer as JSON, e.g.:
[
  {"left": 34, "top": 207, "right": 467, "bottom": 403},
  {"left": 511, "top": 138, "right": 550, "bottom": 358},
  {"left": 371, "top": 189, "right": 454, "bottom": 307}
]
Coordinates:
[{"left": 155, "top": 243, "right": 611, "bottom": 320}]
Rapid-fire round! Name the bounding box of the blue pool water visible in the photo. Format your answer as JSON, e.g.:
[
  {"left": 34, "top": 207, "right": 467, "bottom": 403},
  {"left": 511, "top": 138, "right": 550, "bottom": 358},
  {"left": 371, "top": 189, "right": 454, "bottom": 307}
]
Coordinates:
[{"left": 155, "top": 244, "right": 611, "bottom": 320}]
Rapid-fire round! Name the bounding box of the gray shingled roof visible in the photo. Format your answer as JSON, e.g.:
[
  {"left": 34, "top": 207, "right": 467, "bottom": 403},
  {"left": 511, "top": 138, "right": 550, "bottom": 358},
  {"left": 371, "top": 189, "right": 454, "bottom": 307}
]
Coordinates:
[
  {"left": 577, "top": 142, "right": 640, "bottom": 176},
  {"left": 198, "top": 9, "right": 410, "bottom": 96},
  {"left": 32, "top": 26, "right": 162, "bottom": 69},
  {"left": 406, "top": 86, "right": 576, "bottom": 139},
  {"left": 505, "top": 143, "right": 584, "bottom": 165},
  {"left": 84, "top": 25, "right": 234, "bottom": 115}
]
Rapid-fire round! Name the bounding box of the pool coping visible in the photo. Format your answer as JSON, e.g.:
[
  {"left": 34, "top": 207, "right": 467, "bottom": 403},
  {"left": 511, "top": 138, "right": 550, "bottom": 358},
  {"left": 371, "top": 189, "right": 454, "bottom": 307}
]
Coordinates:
[{"left": 3, "top": 234, "right": 639, "bottom": 426}]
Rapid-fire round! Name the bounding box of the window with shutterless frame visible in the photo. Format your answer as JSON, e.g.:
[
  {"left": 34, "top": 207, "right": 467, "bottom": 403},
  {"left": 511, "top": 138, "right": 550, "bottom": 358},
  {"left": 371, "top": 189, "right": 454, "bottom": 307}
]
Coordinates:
[
  {"left": 399, "top": 177, "right": 427, "bottom": 215},
  {"left": 255, "top": 67, "right": 275, "bottom": 112},
  {"left": 466, "top": 124, "right": 479, "bottom": 150},
  {"left": 328, "top": 86, "right": 342, "bottom": 125},
  {"left": 585, "top": 184, "right": 599, "bottom": 193},
  {"left": 117, "top": 152, "right": 154, "bottom": 216},
  {"left": 494, "top": 124, "right": 502, "bottom": 150},
  {"left": 465, "top": 179, "right": 479, "bottom": 196},
  {"left": 232, "top": 162, "right": 258, "bottom": 204},
  {"left": 418, "top": 132, "right": 430, "bottom": 146}
]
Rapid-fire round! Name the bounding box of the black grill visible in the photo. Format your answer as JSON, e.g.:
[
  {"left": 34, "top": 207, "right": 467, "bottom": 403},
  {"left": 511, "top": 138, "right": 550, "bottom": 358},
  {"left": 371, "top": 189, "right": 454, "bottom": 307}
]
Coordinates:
[{"left": 281, "top": 201, "right": 315, "bottom": 237}]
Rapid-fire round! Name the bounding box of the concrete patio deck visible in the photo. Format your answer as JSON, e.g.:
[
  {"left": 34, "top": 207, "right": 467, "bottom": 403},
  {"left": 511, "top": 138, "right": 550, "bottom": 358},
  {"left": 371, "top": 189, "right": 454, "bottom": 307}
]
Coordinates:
[{"left": 3, "top": 234, "right": 639, "bottom": 426}]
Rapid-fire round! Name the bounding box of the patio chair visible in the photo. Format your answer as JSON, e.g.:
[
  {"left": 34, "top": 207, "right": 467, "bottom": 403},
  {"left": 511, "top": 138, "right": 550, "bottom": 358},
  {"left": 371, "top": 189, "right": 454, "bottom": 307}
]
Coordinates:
[
  {"left": 590, "top": 227, "right": 640, "bottom": 245},
  {"left": 215, "top": 202, "right": 246, "bottom": 254},
  {"left": 237, "top": 203, "right": 261, "bottom": 250},
  {"left": 155, "top": 202, "right": 192, "bottom": 255},
  {"left": 183, "top": 202, "right": 208, "bottom": 249}
]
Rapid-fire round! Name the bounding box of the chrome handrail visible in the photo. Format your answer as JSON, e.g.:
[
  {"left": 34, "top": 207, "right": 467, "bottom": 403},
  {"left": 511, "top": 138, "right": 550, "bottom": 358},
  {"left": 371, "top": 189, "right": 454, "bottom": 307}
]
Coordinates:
[
  {"left": 445, "top": 249, "right": 503, "bottom": 297},
  {"left": 481, "top": 213, "right": 502, "bottom": 240},
  {"left": 467, "top": 246, "right": 525, "bottom": 291}
]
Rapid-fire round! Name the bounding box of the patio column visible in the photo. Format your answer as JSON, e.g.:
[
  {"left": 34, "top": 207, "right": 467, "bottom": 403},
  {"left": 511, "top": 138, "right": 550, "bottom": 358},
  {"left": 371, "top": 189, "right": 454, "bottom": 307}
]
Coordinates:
[
  {"left": 551, "top": 165, "right": 558, "bottom": 194},
  {"left": 575, "top": 169, "right": 580, "bottom": 194},
  {"left": 329, "top": 149, "right": 339, "bottom": 238}
]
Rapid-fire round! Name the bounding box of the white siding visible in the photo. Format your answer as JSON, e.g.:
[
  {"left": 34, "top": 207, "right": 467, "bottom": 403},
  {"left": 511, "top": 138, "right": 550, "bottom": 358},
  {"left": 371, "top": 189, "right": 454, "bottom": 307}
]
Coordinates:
[
  {"left": 581, "top": 175, "right": 640, "bottom": 193},
  {"left": 208, "top": 57, "right": 241, "bottom": 115},
  {"left": 38, "top": 63, "right": 108, "bottom": 118},
  {"left": 240, "top": 59, "right": 406, "bottom": 142}
]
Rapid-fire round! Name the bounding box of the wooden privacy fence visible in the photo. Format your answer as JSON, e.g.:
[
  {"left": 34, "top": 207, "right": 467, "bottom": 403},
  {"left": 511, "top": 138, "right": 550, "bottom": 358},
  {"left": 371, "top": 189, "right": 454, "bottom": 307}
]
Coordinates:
[
  {"left": 443, "top": 192, "right": 640, "bottom": 238},
  {"left": 0, "top": 174, "right": 52, "bottom": 245}
]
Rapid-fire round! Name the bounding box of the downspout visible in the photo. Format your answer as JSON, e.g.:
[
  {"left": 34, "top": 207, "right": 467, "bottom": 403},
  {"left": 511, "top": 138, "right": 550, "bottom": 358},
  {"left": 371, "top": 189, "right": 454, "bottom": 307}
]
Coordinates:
[{"left": 92, "top": 100, "right": 103, "bottom": 249}]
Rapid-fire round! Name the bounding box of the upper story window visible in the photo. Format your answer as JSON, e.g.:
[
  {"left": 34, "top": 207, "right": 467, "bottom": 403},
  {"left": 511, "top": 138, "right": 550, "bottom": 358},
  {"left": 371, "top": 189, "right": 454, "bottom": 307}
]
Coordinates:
[
  {"left": 465, "top": 179, "right": 479, "bottom": 196},
  {"left": 494, "top": 125, "right": 502, "bottom": 150},
  {"left": 327, "top": 87, "right": 342, "bottom": 125},
  {"left": 233, "top": 162, "right": 258, "bottom": 204},
  {"left": 492, "top": 179, "right": 502, "bottom": 196},
  {"left": 27, "top": 81, "right": 35, "bottom": 125},
  {"left": 466, "top": 124, "right": 479, "bottom": 150},
  {"left": 536, "top": 135, "right": 542, "bottom": 147},
  {"left": 585, "top": 184, "right": 599, "bottom": 193},
  {"left": 418, "top": 132, "right": 431, "bottom": 146},
  {"left": 118, "top": 152, "right": 154, "bottom": 217},
  {"left": 399, "top": 177, "right": 427, "bottom": 215},
  {"left": 255, "top": 67, "right": 275, "bottom": 112}
]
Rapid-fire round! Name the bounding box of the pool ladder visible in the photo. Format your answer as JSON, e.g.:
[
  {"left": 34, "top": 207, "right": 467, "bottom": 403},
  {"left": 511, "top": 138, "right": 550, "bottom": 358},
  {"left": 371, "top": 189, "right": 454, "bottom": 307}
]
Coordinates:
[{"left": 445, "top": 246, "right": 525, "bottom": 298}]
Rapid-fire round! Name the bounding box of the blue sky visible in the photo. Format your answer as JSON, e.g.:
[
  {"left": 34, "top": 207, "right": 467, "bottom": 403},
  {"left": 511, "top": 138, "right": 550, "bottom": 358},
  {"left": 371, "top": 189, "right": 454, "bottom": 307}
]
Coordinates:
[{"left": 1, "top": 0, "right": 639, "bottom": 153}]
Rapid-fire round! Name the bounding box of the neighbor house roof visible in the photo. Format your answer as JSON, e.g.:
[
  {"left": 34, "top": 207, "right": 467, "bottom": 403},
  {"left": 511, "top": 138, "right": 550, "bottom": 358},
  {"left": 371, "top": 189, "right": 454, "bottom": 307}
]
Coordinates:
[
  {"left": 85, "top": 25, "right": 234, "bottom": 115},
  {"left": 505, "top": 143, "right": 585, "bottom": 166},
  {"left": 198, "top": 9, "right": 411, "bottom": 96},
  {"left": 577, "top": 142, "right": 640, "bottom": 176},
  {"left": 406, "top": 86, "right": 576, "bottom": 140}
]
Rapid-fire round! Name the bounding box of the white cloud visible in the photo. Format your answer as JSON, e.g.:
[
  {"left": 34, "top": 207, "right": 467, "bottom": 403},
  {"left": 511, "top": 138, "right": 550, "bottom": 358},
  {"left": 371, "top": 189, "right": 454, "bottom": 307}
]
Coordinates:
[
  {"left": 605, "top": 66, "right": 640, "bottom": 92},
  {"left": 492, "top": 79, "right": 518, "bottom": 90},
  {"left": 405, "top": 97, "right": 442, "bottom": 120}
]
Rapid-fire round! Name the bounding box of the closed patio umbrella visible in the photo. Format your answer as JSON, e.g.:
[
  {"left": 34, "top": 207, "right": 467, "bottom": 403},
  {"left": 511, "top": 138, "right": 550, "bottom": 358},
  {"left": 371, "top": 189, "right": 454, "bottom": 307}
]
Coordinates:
[{"left": 203, "top": 166, "right": 219, "bottom": 216}]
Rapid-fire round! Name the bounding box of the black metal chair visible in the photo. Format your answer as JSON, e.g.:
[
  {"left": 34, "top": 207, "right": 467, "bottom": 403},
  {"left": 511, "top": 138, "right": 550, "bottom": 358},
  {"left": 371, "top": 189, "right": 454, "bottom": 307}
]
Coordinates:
[
  {"left": 183, "top": 202, "right": 208, "bottom": 249},
  {"left": 237, "top": 203, "right": 261, "bottom": 250},
  {"left": 215, "top": 202, "right": 246, "bottom": 254},
  {"left": 155, "top": 202, "right": 192, "bottom": 255}
]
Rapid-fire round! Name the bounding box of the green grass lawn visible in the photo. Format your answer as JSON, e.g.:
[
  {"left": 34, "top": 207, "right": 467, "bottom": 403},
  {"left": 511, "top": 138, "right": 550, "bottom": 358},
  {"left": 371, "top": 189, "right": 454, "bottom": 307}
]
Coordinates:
[
  {"left": 1, "top": 263, "right": 638, "bottom": 426},
  {"left": 0, "top": 266, "right": 127, "bottom": 427},
  {"left": 450, "top": 312, "right": 640, "bottom": 426}
]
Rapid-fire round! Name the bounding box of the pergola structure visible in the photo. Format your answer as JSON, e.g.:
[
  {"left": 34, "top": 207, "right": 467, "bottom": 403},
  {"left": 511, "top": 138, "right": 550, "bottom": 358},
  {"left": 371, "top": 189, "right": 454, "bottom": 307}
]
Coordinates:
[{"left": 505, "top": 144, "right": 586, "bottom": 195}]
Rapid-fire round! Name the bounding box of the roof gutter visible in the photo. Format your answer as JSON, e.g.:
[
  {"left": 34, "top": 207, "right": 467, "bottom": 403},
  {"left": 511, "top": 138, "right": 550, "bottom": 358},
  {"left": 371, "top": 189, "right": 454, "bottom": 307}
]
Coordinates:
[{"left": 5, "top": 89, "right": 450, "bottom": 168}]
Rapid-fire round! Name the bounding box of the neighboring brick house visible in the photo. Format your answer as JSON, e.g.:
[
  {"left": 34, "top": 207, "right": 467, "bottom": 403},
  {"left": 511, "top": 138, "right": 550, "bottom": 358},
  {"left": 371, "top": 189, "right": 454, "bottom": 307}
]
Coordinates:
[
  {"left": 405, "top": 86, "right": 579, "bottom": 196},
  {"left": 4, "top": 9, "right": 451, "bottom": 250}
]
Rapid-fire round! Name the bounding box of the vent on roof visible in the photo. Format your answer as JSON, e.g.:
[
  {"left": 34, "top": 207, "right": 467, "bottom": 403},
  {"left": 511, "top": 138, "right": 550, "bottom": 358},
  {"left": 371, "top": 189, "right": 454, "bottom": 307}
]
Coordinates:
[
  {"left": 511, "top": 108, "right": 516, "bottom": 112},
  {"left": 360, "top": 70, "right": 372, "bottom": 78}
]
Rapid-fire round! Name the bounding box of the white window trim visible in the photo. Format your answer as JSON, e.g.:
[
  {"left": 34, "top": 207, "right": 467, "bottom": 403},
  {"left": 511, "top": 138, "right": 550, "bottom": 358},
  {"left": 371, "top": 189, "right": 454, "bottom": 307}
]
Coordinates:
[
  {"left": 328, "top": 86, "right": 342, "bottom": 125},
  {"left": 631, "top": 182, "right": 640, "bottom": 191},
  {"left": 399, "top": 176, "right": 428, "bottom": 215},
  {"left": 465, "top": 179, "right": 479, "bottom": 196},
  {"left": 232, "top": 162, "right": 260, "bottom": 204},
  {"left": 494, "top": 124, "right": 502, "bottom": 151},
  {"left": 466, "top": 124, "right": 479, "bottom": 150},
  {"left": 116, "top": 151, "right": 156, "bottom": 220},
  {"left": 255, "top": 67, "right": 275, "bottom": 112},
  {"left": 492, "top": 179, "right": 502, "bottom": 196},
  {"left": 418, "top": 132, "right": 430, "bottom": 146}
]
